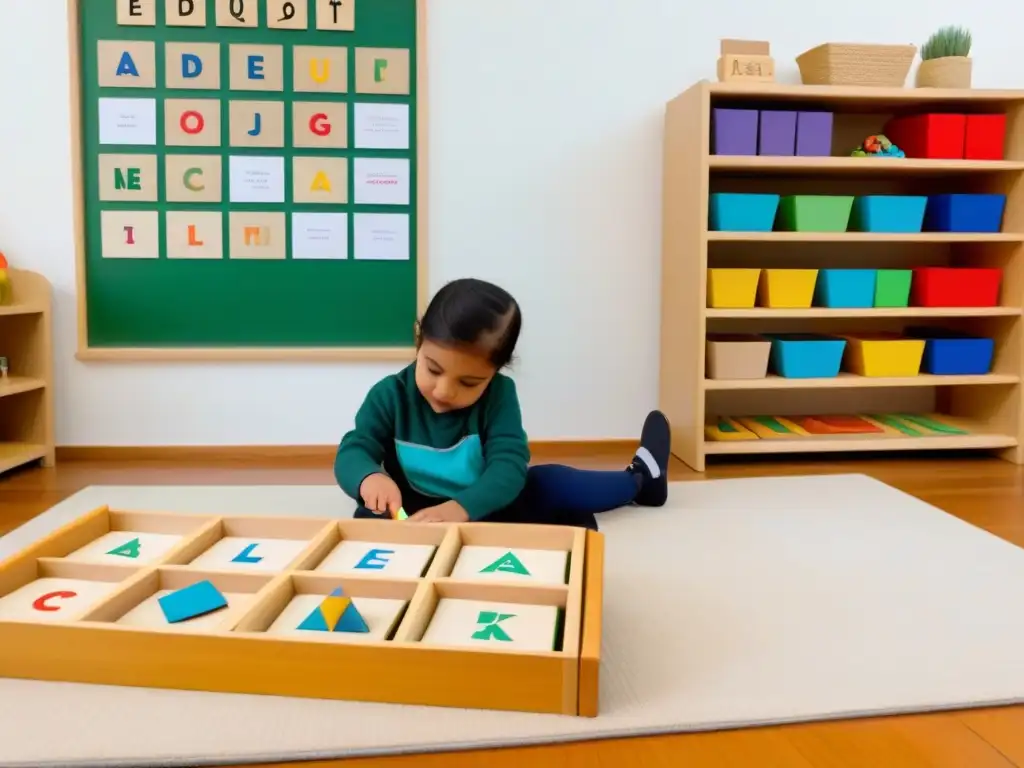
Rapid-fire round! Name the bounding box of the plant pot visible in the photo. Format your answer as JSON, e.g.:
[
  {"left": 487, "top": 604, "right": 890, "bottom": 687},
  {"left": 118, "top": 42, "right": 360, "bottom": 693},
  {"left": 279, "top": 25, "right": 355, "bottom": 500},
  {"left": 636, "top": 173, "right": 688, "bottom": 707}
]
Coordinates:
[{"left": 916, "top": 56, "right": 972, "bottom": 88}]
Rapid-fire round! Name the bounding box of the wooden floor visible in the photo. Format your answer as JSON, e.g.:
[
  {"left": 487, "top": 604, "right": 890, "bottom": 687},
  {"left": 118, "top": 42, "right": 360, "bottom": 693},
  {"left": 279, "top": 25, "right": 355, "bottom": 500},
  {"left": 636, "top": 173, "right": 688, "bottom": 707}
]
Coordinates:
[{"left": 3, "top": 446, "right": 1024, "bottom": 768}]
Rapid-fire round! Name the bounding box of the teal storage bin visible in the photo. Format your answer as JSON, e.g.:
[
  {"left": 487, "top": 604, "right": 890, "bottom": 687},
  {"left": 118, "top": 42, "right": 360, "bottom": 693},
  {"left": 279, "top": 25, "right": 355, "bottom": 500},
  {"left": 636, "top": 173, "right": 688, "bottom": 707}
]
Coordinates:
[
  {"left": 815, "top": 269, "right": 877, "bottom": 308},
  {"left": 850, "top": 195, "right": 927, "bottom": 233},
  {"left": 767, "top": 334, "right": 847, "bottom": 378},
  {"left": 709, "top": 193, "right": 780, "bottom": 232}
]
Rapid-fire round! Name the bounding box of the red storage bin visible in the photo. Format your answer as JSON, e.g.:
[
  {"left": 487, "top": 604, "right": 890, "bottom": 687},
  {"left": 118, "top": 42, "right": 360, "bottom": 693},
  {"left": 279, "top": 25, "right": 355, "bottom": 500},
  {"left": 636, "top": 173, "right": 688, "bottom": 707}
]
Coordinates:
[
  {"left": 884, "top": 114, "right": 966, "bottom": 159},
  {"left": 964, "top": 114, "right": 1007, "bottom": 160},
  {"left": 911, "top": 267, "right": 1002, "bottom": 307}
]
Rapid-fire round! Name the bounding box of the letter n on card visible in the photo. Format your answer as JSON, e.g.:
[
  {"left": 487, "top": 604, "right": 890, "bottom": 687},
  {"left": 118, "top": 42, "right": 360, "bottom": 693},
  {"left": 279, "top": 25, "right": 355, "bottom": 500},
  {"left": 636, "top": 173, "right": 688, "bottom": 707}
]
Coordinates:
[
  {"left": 98, "top": 154, "right": 158, "bottom": 202},
  {"left": 101, "top": 210, "right": 160, "bottom": 259},
  {"left": 229, "top": 212, "right": 286, "bottom": 259}
]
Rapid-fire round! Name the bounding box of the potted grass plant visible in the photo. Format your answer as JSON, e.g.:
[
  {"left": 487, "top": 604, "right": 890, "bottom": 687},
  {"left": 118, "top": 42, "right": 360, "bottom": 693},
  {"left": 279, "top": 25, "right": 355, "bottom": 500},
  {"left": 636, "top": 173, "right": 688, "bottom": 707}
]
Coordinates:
[{"left": 916, "top": 26, "right": 972, "bottom": 88}]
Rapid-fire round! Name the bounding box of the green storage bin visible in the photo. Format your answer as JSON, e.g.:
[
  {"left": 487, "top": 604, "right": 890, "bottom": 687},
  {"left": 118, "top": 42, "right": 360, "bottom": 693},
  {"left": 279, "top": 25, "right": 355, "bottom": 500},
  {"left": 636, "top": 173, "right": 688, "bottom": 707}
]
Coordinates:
[
  {"left": 777, "top": 195, "right": 854, "bottom": 232},
  {"left": 874, "top": 269, "right": 912, "bottom": 307}
]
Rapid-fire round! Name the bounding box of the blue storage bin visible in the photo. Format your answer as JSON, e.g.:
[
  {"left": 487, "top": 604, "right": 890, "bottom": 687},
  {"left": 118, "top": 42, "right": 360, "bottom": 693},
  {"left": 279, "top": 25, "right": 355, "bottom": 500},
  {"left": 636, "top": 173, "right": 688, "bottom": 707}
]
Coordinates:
[
  {"left": 904, "top": 326, "right": 995, "bottom": 375},
  {"left": 924, "top": 194, "right": 1006, "bottom": 233},
  {"left": 850, "top": 195, "right": 927, "bottom": 233},
  {"left": 815, "top": 269, "right": 877, "bottom": 308},
  {"left": 709, "top": 193, "right": 780, "bottom": 232},
  {"left": 767, "top": 334, "right": 847, "bottom": 378}
]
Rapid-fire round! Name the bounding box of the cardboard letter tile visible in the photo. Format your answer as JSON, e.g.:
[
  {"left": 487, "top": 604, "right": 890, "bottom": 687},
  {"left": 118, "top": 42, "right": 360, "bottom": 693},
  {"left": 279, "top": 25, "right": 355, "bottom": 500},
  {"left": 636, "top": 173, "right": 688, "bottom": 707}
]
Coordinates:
[
  {"left": 315, "top": 0, "right": 355, "bottom": 31},
  {"left": 229, "top": 44, "right": 284, "bottom": 92},
  {"left": 216, "top": 0, "right": 258, "bottom": 27},
  {"left": 293, "top": 45, "right": 348, "bottom": 93},
  {"left": 100, "top": 210, "right": 160, "bottom": 259},
  {"left": 165, "top": 42, "right": 221, "bottom": 90},
  {"left": 166, "top": 211, "right": 224, "bottom": 259},
  {"left": 165, "top": 154, "right": 222, "bottom": 202},
  {"left": 292, "top": 101, "right": 347, "bottom": 148},
  {"left": 229, "top": 212, "right": 287, "bottom": 259},
  {"left": 229, "top": 100, "right": 285, "bottom": 148},
  {"left": 97, "top": 41, "right": 156, "bottom": 88},
  {"left": 420, "top": 599, "right": 560, "bottom": 653},
  {"left": 293, "top": 157, "right": 348, "bottom": 204},
  {"left": 165, "top": 0, "right": 207, "bottom": 26},
  {"left": 117, "top": 0, "right": 156, "bottom": 25},
  {"left": 355, "top": 47, "right": 410, "bottom": 95},
  {"left": 268, "top": 0, "right": 308, "bottom": 28},
  {"left": 98, "top": 154, "right": 159, "bottom": 202},
  {"left": 164, "top": 99, "right": 222, "bottom": 147}
]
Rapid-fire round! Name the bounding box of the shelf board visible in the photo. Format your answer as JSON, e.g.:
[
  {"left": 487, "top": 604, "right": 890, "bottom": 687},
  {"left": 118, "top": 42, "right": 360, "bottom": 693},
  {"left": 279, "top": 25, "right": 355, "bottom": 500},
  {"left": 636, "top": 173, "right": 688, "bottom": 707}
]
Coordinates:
[
  {"left": 707, "top": 231, "right": 1024, "bottom": 243},
  {"left": 707, "top": 307, "right": 1021, "bottom": 319},
  {"left": 0, "top": 377, "right": 46, "bottom": 398},
  {"left": 709, "top": 156, "right": 1024, "bottom": 175},
  {"left": 704, "top": 416, "right": 1015, "bottom": 456},
  {"left": 707, "top": 81, "right": 1024, "bottom": 107},
  {"left": 705, "top": 373, "right": 1019, "bottom": 390},
  {"left": 0, "top": 304, "right": 45, "bottom": 317},
  {"left": 0, "top": 443, "right": 47, "bottom": 474}
]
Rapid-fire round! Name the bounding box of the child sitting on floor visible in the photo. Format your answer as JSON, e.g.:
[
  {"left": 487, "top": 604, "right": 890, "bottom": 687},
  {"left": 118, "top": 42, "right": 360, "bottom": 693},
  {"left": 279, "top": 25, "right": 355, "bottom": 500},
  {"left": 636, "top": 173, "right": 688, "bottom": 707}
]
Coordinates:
[{"left": 333, "top": 278, "right": 671, "bottom": 530}]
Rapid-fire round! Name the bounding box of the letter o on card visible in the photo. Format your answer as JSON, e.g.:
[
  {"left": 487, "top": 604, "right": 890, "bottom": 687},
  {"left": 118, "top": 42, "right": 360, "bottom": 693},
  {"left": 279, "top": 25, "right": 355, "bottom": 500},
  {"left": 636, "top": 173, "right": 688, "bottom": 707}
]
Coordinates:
[{"left": 181, "top": 110, "right": 205, "bottom": 135}]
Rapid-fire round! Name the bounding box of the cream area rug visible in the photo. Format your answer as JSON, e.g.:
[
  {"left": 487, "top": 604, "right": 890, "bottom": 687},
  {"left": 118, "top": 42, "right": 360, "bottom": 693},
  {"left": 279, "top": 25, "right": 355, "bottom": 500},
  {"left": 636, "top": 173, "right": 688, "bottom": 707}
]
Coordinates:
[{"left": 2, "top": 475, "right": 1024, "bottom": 767}]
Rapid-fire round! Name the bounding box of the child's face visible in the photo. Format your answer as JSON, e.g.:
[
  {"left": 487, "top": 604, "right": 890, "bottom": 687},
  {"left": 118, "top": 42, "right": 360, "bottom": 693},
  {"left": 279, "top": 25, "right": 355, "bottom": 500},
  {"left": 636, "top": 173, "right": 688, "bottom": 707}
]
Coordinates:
[{"left": 415, "top": 339, "right": 497, "bottom": 413}]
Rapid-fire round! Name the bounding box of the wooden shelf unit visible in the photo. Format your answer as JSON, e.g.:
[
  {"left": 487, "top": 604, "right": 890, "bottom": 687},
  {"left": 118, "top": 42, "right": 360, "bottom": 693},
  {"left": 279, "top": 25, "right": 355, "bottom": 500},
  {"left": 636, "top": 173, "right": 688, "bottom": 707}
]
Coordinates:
[
  {"left": 660, "top": 81, "right": 1024, "bottom": 471},
  {"left": 0, "top": 269, "right": 55, "bottom": 475}
]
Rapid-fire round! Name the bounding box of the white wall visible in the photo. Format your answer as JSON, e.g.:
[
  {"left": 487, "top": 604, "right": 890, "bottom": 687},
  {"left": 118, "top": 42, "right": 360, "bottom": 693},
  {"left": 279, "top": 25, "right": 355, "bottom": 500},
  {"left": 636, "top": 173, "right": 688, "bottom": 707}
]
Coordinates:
[{"left": 1, "top": 1, "right": 1019, "bottom": 446}]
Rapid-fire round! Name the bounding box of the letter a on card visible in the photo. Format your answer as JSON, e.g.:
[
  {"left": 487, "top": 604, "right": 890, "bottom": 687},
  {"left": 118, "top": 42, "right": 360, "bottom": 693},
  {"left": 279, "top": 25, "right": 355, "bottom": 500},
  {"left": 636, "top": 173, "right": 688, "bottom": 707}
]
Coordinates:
[
  {"left": 107, "top": 537, "right": 142, "bottom": 559},
  {"left": 480, "top": 551, "right": 530, "bottom": 576}
]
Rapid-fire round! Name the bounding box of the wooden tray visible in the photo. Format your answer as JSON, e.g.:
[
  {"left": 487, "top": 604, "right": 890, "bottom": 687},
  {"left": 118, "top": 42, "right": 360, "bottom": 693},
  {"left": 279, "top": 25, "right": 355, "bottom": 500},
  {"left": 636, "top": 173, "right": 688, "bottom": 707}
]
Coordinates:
[{"left": 0, "top": 506, "right": 604, "bottom": 716}]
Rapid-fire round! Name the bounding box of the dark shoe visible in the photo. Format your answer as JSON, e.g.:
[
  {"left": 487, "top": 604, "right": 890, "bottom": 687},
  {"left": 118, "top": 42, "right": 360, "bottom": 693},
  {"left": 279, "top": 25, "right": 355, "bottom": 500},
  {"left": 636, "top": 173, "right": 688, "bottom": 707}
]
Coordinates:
[{"left": 628, "top": 410, "right": 671, "bottom": 506}]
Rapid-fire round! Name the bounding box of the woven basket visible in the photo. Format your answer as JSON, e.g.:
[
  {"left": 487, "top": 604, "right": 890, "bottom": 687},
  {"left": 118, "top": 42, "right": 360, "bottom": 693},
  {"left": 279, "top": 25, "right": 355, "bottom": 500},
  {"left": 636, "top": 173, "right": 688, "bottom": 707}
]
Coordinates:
[{"left": 796, "top": 43, "right": 917, "bottom": 87}]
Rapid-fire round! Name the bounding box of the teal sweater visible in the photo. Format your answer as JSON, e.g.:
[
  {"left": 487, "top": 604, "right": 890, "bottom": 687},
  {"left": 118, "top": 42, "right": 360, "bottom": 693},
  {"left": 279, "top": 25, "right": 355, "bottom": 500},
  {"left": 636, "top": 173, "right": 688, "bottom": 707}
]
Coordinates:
[{"left": 334, "top": 363, "right": 531, "bottom": 520}]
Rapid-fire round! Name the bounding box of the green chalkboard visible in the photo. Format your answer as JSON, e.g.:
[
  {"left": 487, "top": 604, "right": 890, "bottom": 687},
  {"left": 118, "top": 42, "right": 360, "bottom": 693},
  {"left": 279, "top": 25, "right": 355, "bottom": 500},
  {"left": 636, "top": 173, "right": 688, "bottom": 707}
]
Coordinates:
[{"left": 73, "top": 0, "right": 423, "bottom": 359}]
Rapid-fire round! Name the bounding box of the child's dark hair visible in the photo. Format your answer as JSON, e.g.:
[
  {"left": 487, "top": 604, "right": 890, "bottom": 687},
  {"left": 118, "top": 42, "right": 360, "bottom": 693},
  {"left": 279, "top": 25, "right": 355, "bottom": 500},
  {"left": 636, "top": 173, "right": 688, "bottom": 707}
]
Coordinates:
[{"left": 417, "top": 278, "right": 522, "bottom": 368}]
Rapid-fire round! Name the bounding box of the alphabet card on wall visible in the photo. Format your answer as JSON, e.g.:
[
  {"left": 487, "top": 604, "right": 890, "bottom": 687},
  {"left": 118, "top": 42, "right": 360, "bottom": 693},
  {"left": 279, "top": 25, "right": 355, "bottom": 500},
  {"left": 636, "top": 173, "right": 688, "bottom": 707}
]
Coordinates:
[
  {"left": 0, "top": 509, "right": 604, "bottom": 716},
  {"left": 73, "top": 0, "right": 424, "bottom": 361}
]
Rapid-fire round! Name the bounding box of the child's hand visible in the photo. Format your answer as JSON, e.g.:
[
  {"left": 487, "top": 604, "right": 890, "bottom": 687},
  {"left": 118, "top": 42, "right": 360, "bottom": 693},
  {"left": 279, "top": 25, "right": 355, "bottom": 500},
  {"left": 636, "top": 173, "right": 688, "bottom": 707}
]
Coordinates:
[
  {"left": 408, "top": 501, "right": 469, "bottom": 523},
  {"left": 359, "top": 473, "right": 403, "bottom": 515}
]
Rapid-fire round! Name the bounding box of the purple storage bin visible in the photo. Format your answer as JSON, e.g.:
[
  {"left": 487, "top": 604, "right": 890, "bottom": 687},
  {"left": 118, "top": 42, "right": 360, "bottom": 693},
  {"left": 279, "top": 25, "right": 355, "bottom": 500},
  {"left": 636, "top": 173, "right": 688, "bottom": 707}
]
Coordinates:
[
  {"left": 713, "top": 108, "right": 759, "bottom": 155},
  {"left": 796, "top": 111, "right": 834, "bottom": 156},
  {"left": 758, "top": 110, "right": 797, "bottom": 156}
]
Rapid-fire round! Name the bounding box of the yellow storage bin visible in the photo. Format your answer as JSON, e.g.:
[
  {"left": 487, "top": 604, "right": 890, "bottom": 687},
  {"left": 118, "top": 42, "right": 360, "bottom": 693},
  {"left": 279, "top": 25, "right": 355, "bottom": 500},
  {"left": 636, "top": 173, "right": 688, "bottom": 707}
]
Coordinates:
[
  {"left": 707, "top": 268, "right": 760, "bottom": 308},
  {"left": 758, "top": 268, "right": 818, "bottom": 308},
  {"left": 842, "top": 333, "right": 926, "bottom": 377}
]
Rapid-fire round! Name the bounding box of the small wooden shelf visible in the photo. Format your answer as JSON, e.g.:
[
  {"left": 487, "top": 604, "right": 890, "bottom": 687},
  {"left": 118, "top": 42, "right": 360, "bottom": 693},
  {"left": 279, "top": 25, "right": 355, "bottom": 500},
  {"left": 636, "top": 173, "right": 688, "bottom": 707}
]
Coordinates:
[
  {"left": 0, "top": 270, "right": 54, "bottom": 476},
  {"left": 707, "top": 307, "right": 1020, "bottom": 319},
  {"left": 0, "top": 443, "right": 49, "bottom": 475},
  {"left": 0, "top": 377, "right": 47, "bottom": 398},
  {"left": 704, "top": 430, "right": 1017, "bottom": 456},
  {"left": 660, "top": 80, "right": 1024, "bottom": 471},
  {"left": 705, "top": 373, "right": 1020, "bottom": 390},
  {"left": 708, "top": 232, "right": 1024, "bottom": 243},
  {"left": 710, "top": 156, "right": 1024, "bottom": 174}
]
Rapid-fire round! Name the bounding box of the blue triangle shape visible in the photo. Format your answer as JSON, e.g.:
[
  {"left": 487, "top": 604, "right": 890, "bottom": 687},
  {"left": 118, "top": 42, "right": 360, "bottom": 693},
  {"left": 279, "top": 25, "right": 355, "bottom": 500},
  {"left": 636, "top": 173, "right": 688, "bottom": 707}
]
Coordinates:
[
  {"left": 334, "top": 601, "right": 370, "bottom": 633},
  {"left": 297, "top": 606, "right": 330, "bottom": 632}
]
